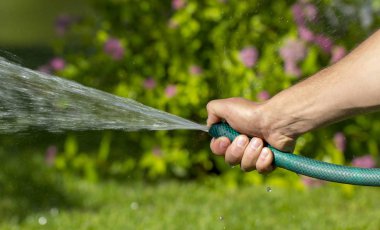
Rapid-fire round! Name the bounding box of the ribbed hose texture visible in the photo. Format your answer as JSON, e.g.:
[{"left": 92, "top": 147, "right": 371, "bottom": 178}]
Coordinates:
[{"left": 209, "top": 122, "right": 380, "bottom": 186}]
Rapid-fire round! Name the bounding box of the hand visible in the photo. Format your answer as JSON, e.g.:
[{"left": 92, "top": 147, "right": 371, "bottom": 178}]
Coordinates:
[
  {"left": 207, "top": 97, "right": 297, "bottom": 174},
  {"left": 209, "top": 135, "right": 273, "bottom": 173}
]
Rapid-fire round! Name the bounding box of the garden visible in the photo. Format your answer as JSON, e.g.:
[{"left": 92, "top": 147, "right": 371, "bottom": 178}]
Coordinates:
[{"left": 0, "top": 0, "right": 379, "bottom": 229}]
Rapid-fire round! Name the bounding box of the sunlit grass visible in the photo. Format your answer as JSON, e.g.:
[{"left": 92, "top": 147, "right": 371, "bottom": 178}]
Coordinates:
[{"left": 1, "top": 175, "right": 379, "bottom": 230}]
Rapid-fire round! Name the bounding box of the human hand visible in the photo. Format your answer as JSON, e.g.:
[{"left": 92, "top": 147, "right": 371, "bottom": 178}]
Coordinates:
[{"left": 207, "top": 97, "right": 297, "bottom": 173}]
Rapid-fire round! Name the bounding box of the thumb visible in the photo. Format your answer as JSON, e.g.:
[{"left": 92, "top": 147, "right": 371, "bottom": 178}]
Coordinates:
[{"left": 206, "top": 99, "right": 232, "bottom": 126}]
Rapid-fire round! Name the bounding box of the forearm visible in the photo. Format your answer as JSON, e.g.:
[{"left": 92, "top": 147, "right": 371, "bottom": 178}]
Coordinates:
[{"left": 264, "top": 29, "right": 380, "bottom": 137}]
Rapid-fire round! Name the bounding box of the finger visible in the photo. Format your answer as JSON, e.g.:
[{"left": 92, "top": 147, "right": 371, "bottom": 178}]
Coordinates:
[
  {"left": 240, "top": 137, "right": 263, "bottom": 172},
  {"left": 210, "top": 137, "right": 230, "bottom": 155},
  {"left": 256, "top": 147, "right": 274, "bottom": 174},
  {"left": 225, "top": 135, "right": 249, "bottom": 165},
  {"left": 206, "top": 99, "right": 230, "bottom": 126}
]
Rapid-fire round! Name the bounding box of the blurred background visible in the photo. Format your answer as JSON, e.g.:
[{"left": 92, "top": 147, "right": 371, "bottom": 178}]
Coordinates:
[{"left": 0, "top": 0, "right": 380, "bottom": 229}]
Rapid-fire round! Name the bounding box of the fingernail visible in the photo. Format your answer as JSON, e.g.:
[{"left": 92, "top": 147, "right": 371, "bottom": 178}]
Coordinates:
[
  {"left": 236, "top": 136, "right": 247, "bottom": 147},
  {"left": 260, "top": 148, "right": 270, "bottom": 161},
  {"left": 250, "top": 138, "right": 261, "bottom": 150}
]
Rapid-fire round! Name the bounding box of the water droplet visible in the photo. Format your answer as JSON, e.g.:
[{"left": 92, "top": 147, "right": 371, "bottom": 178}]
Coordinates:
[
  {"left": 38, "top": 216, "right": 47, "bottom": 225},
  {"left": 266, "top": 187, "right": 272, "bottom": 192},
  {"left": 219, "top": 216, "right": 224, "bottom": 221},
  {"left": 130, "top": 201, "right": 139, "bottom": 210}
]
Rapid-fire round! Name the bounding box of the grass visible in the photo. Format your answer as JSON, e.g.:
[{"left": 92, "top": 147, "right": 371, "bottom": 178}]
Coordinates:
[{"left": 0, "top": 175, "right": 380, "bottom": 230}]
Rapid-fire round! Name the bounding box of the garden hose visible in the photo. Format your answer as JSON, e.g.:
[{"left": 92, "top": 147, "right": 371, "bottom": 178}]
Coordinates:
[{"left": 209, "top": 122, "right": 380, "bottom": 186}]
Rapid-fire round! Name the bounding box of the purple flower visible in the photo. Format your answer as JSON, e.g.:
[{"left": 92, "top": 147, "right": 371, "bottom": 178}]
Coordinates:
[
  {"left": 298, "top": 26, "right": 314, "bottom": 42},
  {"left": 37, "top": 65, "right": 52, "bottom": 74},
  {"left": 279, "top": 39, "right": 307, "bottom": 77},
  {"left": 55, "top": 14, "right": 75, "bottom": 36},
  {"left": 104, "top": 38, "right": 124, "bottom": 60},
  {"left": 352, "top": 155, "right": 376, "bottom": 168},
  {"left": 313, "top": 34, "right": 333, "bottom": 53},
  {"left": 284, "top": 61, "right": 301, "bottom": 77},
  {"left": 303, "top": 3, "right": 318, "bottom": 22},
  {"left": 257, "top": 91, "right": 270, "bottom": 101},
  {"left": 172, "top": 0, "right": 186, "bottom": 10},
  {"left": 333, "top": 132, "right": 346, "bottom": 152},
  {"left": 292, "top": 2, "right": 318, "bottom": 25},
  {"left": 45, "top": 145, "right": 58, "bottom": 166},
  {"left": 143, "top": 77, "right": 156, "bottom": 89},
  {"left": 152, "top": 146, "right": 162, "bottom": 156},
  {"left": 280, "top": 39, "right": 306, "bottom": 63},
  {"left": 165, "top": 84, "right": 177, "bottom": 98},
  {"left": 189, "top": 65, "right": 202, "bottom": 75},
  {"left": 50, "top": 57, "right": 66, "bottom": 71},
  {"left": 301, "top": 176, "right": 326, "bottom": 187},
  {"left": 330, "top": 46, "right": 347, "bottom": 63},
  {"left": 292, "top": 3, "right": 305, "bottom": 25},
  {"left": 239, "top": 47, "right": 258, "bottom": 68}
]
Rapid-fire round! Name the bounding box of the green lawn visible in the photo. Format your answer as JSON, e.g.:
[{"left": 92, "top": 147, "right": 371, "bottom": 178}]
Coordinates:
[{"left": 1, "top": 175, "right": 379, "bottom": 230}]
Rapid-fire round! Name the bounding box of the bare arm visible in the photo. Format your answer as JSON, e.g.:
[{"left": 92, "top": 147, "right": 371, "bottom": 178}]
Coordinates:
[
  {"left": 207, "top": 29, "right": 380, "bottom": 173},
  {"left": 266, "top": 29, "right": 380, "bottom": 137}
]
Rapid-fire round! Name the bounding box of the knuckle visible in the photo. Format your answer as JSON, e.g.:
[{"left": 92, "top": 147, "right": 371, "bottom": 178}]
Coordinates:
[
  {"left": 206, "top": 100, "right": 218, "bottom": 112},
  {"left": 228, "top": 97, "right": 244, "bottom": 104}
]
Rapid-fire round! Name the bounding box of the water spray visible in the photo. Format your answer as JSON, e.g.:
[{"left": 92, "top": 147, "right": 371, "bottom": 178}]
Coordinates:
[{"left": 0, "top": 58, "right": 379, "bottom": 186}]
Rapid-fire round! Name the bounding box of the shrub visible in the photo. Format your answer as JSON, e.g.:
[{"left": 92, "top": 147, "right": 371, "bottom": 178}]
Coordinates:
[{"left": 49, "top": 0, "right": 379, "bottom": 186}]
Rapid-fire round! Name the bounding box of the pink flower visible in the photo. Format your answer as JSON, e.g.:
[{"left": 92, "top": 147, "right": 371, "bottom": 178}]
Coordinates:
[
  {"left": 303, "top": 3, "right": 318, "bottom": 22},
  {"left": 172, "top": 0, "right": 186, "bottom": 10},
  {"left": 50, "top": 57, "right": 66, "bottom": 71},
  {"left": 330, "top": 46, "right": 347, "bottom": 63},
  {"left": 279, "top": 39, "right": 306, "bottom": 63},
  {"left": 257, "top": 91, "right": 270, "bottom": 101},
  {"left": 291, "top": 2, "right": 318, "bottom": 25},
  {"left": 189, "top": 65, "right": 202, "bottom": 75},
  {"left": 152, "top": 146, "right": 162, "bottom": 156},
  {"left": 292, "top": 3, "right": 304, "bottom": 25},
  {"left": 284, "top": 61, "right": 301, "bottom": 77},
  {"left": 55, "top": 14, "right": 75, "bottom": 36},
  {"left": 239, "top": 47, "right": 258, "bottom": 68},
  {"left": 298, "top": 26, "right": 314, "bottom": 42},
  {"left": 165, "top": 85, "right": 177, "bottom": 98},
  {"left": 301, "top": 176, "right": 326, "bottom": 187},
  {"left": 45, "top": 145, "right": 58, "bottom": 166},
  {"left": 37, "top": 65, "right": 52, "bottom": 74},
  {"left": 333, "top": 132, "right": 346, "bottom": 152},
  {"left": 352, "top": 155, "right": 376, "bottom": 168},
  {"left": 143, "top": 77, "right": 156, "bottom": 89},
  {"left": 104, "top": 38, "right": 124, "bottom": 60},
  {"left": 279, "top": 39, "right": 306, "bottom": 77},
  {"left": 313, "top": 34, "right": 333, "bottom": 53}
]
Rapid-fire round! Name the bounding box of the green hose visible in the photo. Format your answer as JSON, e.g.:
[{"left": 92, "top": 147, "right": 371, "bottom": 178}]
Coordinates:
[{"left": 209, "top": 122, "right": 380, "bottom": 186}]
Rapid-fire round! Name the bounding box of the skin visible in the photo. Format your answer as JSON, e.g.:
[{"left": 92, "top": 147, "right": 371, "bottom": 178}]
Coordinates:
[{"left": 207, "top": 29, "right": 380, "bottom": 174}]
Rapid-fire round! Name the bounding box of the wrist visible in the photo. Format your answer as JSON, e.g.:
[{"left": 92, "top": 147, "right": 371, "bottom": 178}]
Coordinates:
[{"left": 261, "top": 88, "right": 320, "bottom": 139}]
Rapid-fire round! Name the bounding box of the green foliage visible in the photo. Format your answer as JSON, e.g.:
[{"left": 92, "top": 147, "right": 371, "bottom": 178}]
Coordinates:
[{"left": 50, "top": 0, "right": 379, "bottom": 184}]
